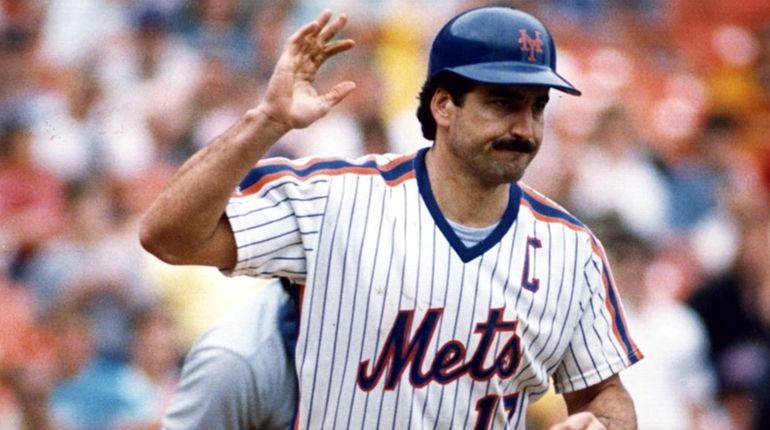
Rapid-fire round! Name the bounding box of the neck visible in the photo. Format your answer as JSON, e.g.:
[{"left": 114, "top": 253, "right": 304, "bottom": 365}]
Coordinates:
[{"left": 424, "top": 147, "right": 510, "bottom": 227}]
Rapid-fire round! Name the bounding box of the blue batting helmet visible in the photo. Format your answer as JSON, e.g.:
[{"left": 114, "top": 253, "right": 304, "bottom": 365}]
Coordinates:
[{"left": 428, "top": 7, "right": 581, "bottom": 96}]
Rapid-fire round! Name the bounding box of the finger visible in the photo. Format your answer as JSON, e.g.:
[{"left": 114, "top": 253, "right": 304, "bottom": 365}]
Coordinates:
[
  {"left": 286, "top": 10, "right": 332, "bottom": 48},
  {"left": 322, "top": 39, "right": 356, "bottom": 58},
  {"left": 321, "top": 81, "right": 357, "bottom": 109},
  {"left": 319, "top": 13, "right": 349, "bottom": 42},
  {"left": 307, "top": 39, "right": 354, "bottom": 68},
  {"left": 287, "top": 20, "right": 320, "bottom": 50},
  {"left": 314, "top": 9, "right": 333, "bottom": 33}
]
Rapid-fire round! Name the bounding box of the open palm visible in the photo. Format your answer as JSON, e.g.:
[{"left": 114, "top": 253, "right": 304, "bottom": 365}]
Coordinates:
[{"left": 258, "top": 10, "right": 357, "bottom": 131}]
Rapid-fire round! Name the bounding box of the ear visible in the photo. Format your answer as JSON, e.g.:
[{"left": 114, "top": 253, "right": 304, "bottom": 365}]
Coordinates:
[{"left": 430, "top": 88, "right": 455, "bottom": 129}]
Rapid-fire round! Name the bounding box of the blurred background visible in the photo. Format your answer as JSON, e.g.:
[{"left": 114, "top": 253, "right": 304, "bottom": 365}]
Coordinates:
[{"left": 0, "top": 0, "right": 768, "bottom": 429}]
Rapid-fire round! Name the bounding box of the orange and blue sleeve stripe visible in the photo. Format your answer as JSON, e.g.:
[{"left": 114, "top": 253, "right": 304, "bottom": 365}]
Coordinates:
[
  {"left": 519, "top": 185, "right": 585, "bottom": 232},
  {"left": 236, "top": 154, "right": 416, "bottom": 197},
  {"left": 590, "top": 238, "right": 644, "bottom": 365}
]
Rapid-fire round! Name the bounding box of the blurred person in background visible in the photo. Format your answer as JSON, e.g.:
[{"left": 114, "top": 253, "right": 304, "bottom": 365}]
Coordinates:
[
  {"left": 0, "top": 117, "right": 65, "bottom": 279},
  {"left": 23, "top": 179, "right": 157, "bottom": 360},
  {"left": 37, "top": 0, "right": 128, "bottom": 71},
  {"left": 0, "top": 289, "right": 180, "bottom": 429},
  {"left": 178, "top": 0, "right": 254, "bottom": 74},
  {"left": 596, "top": 215, "right": 725, "bottom": 430},
  {"left": 114, "top": 304, "right": 181, "bottom": 430},
  {"left": 94, "top": 3, "right": 202, "bottom": 180},
  {"left": 0, "top": 274, "right": 52, "bottom": 430},
  {"left": 659, "top": 113, "right": 741, "bottom": 237},
  {"left": 248, "top": 3, "right": 293, "bottom": 84},
  {"left": 29, "top": 65, "right": 110, "bottom": 182},
  {"left": 0, "top": 4, "right": 46, "bottom": 120},
  {"left": 45, "top": 303, "right": 141, "bottom": 430},
  {"left": 162, "top": 278, "right": 297, "bottom": 430},
  {"left": 688, "top": 185, "right": 770, "bottom": 430},
  {"left": 568, "top": 106, "right": 670, "bottom": 240},
  {"left": 171, "top": 54, "right": 247, "bottom": 160}
]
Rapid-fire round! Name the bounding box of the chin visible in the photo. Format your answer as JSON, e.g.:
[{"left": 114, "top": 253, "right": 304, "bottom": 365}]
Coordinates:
[
  {"left": 491, "top": 161, "right": 528, "bottom": 183},
  {"left": 482, "top": 168, "right": 525, "bottom": 185}
]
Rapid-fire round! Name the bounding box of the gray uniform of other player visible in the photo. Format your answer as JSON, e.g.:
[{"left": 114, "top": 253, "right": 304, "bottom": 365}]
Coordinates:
[{"left": 162, "top": 279, "right": 297, "bottom": 430}]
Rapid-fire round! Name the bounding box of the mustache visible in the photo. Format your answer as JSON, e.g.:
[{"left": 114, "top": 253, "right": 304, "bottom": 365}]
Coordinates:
[{"left": 491, "top": 138, "right": 537, "bottom": 153}]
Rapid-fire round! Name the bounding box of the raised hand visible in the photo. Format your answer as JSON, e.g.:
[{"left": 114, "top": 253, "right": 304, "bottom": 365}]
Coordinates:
[{"left": 256, "top": 10, "right": 357, "bottom": 131}]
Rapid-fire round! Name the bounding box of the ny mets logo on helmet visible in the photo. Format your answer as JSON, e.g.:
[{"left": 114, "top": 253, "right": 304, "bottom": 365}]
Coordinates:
[{"left": 517, "top": 29, "right": 544, "bottom": 62}]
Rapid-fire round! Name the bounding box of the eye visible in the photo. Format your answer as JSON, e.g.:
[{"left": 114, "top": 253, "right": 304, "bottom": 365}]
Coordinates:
[
  {"left": 533, "top": 99, "right": 549, "bottom": 114},
  {"left": 493, "top": 99, "right": 512, "bottom": 108}
]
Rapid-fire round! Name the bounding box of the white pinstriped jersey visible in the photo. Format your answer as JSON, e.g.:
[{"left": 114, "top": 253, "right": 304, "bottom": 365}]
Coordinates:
[{"left": 225, "top": 147, "right": 643, "bottom": 430}]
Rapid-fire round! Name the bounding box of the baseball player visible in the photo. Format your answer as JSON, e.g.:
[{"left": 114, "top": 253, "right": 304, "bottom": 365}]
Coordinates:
[
  {"left": 161, "top": 278, "right": 298, "bottom": 429},
  {"left": 142, "top": 6, "right": 643, "bottom": 430}
]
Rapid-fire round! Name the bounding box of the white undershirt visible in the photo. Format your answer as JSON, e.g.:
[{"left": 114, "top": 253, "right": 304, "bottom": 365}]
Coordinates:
[{"left": 447, "top": 219, "right": 499, "bottom": 247}]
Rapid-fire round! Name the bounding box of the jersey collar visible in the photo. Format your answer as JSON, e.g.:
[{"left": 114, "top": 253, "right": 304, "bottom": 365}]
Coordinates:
[{"left": 414, "top": 147, "right": 521, "bottom": 262}]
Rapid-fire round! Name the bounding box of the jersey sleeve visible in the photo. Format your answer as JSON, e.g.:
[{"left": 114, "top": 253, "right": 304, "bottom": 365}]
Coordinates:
[
  {"left": 223, "top": 162, "right": 330, "bottom": 280},
  {"left": 552, "top": 240, "right": 644, "bottom": 394}
]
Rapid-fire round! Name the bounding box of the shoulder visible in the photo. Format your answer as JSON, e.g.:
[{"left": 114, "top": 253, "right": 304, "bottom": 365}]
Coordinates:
[
  {"left": 162, "top": 349, "right": 259, "bottom": 429},
  {"left": 517, "top": 183, "right": 590, "bottom": 234},
  {"left": 235, "top": 152, "right": 419, "bottom": 197},
  {"left": 516, "top": 182, "right": 611, "bottom": 260},
  {"left": 175, "top": 282, "right": 295, "bottom": 398}
]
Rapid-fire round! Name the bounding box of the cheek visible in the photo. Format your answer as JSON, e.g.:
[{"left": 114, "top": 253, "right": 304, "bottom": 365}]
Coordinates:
[{"left": 453, "top": 114, "right": 505, "bottom": 144}]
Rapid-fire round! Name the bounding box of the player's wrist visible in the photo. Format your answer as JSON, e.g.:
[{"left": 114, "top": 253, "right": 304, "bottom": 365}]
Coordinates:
[{"left": 246, "top": 105, "right": 293, "bottom": 137}]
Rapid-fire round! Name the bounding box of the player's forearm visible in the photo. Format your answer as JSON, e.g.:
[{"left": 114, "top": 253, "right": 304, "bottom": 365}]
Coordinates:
[
  {"left": 584, "top": 385, "right": 636, "bottom": 429},
  {"left": 562, "top": 376, "right": 637, "bottom": 430},
  {"left": 140, "top": 108, "right": 289, "bottom": 265}
]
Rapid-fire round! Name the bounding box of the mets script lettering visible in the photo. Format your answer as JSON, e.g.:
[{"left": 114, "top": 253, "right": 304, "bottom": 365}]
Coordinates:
[
  {"left": 517, "top": 29, "right": 543, "bottom": 62},
  {"left": 357, "top": 308, "right": 521, "bottom": 391}
]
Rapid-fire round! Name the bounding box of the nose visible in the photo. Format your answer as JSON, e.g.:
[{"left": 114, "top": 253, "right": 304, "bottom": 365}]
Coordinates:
[{"left": 508, "top": 109, "right": 537, "bottom": 142}]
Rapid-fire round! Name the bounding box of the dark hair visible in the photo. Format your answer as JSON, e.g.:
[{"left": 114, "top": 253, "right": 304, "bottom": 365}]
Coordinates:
[{"left": 416, "top": 72, "right": 476, "bottom": 140}]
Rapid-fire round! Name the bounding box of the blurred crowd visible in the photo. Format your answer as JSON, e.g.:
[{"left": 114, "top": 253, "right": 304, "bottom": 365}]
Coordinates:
[{"left": 0, "top": 0, "right": 769, "bottom": 429}]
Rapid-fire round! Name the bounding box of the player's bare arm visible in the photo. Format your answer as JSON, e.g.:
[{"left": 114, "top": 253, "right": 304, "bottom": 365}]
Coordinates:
[
  {"left": 140, "top": 10, "right": 356, "bottom": 269},
  {"left": 552, "top": 374, "right": 637, "bottom": 430}
]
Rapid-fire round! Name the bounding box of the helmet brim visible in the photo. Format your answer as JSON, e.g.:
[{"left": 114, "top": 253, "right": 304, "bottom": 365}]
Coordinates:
[{"left": 441, "top": 62, "right": 581, "bottom": 96}]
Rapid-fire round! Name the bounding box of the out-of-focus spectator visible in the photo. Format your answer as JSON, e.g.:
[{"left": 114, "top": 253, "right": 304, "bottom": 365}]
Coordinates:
[
  {"left": 44, "top": 303, "right": 162, "bottom": 430},
  {"left": 23, "top": 179, "right": 157, "bottom": 359},
  {"left": 111, "top": 304, "right": 181, "bottom": 430},
  {"left": 688, "top": 192, "right": 770, "bottom": 430},
  {"left": 0, "top": 4, "right": 45, "bottom": 119},
  {"left": 0, "top": 297, "right": 181, "bottom": 430},
  {"left": 177, "top": 55, "right": 246, "bottom": 157},
  {"left": 248, "top": 3, "right": 292, "bottom": 84},
  {"left": 30, "top": 66, "right": 109, "bottom": 181},
  {"left": 178, "top": 0, "right": 253, "bottom": 74},
  {"left": 95, "top": 3, "right": 202, "bottom": 179},
  {"left": 0, "top": 274, "right": 53, "bottom": 430},
  {"left": 569, "top": 106, "right": 671, "bottom": 239},
  {"left": 659, "top": 113, "right": 740, "bottom": 235},
  {"left": 37, "top": 0, "right": 127, "bottom": 70},
  {"left": 0, "top": 118, "right": 65, "bottom": 278},
  {"left": 597, "top": 216, "right": 725, "bottom": 430}
]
